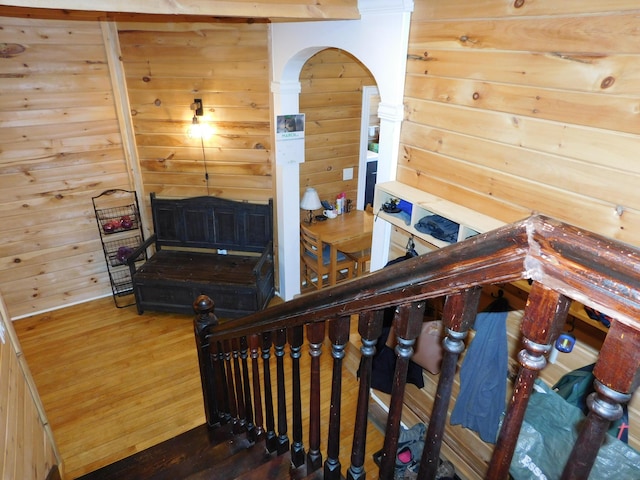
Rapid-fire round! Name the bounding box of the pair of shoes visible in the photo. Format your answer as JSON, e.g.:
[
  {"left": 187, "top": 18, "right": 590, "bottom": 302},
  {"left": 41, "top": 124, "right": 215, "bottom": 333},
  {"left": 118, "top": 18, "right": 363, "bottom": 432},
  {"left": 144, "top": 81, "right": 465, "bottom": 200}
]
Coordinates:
[
  {"left": 394, "top": 423, "right": 427, "bottom": 479},
  {"left": 395, "top": 423, "right": 426, "bottom": 468},
  {"left": 400, "top": 457, "right": 457, "bottom": 480},
  {"left": 436, "top": 459, "right": 456, "bottom": 479}
]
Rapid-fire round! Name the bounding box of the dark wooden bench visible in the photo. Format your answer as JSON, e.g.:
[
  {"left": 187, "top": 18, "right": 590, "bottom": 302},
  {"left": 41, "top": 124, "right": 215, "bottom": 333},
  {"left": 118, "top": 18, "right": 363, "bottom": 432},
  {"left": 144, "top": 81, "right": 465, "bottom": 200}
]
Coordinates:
[{"left": 128, "top": 194, "right": 275, "bottom": 318}]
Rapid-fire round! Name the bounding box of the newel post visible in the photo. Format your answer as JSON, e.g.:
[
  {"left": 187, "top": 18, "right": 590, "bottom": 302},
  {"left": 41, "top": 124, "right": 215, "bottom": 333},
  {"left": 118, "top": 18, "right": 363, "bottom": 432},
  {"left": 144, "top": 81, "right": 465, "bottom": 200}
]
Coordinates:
[{"left": 193, "top": 295, "right": 219, "bottom": 427}]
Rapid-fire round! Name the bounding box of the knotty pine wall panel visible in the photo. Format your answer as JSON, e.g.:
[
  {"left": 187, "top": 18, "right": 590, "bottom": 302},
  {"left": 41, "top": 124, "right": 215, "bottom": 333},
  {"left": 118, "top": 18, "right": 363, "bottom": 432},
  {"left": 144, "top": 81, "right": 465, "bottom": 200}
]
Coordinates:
[
  {"left": 0, "top": 13, "right": 132, "bottom": 318},
  {"left": 117, "top": 22, "right": 273, "bottom": 204},
  {"left": 401, "top": 1, "right": 640, "bottom": 248},
  {"left": 299, "top": 48, "right": 375, "bottom": 218},
  {"left": 0, "top": 293, "right": 60, "bottom": 479}
]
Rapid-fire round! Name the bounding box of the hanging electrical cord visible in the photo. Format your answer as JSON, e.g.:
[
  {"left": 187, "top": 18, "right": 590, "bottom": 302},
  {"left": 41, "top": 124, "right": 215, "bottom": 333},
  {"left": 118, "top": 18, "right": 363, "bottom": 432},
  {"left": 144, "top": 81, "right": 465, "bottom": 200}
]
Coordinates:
[
  {"left": 188, "top": 98, "right": 211, "bottom": 196},
  {"left": 200, "top": 133, "right": 210, "bottom": 196}
]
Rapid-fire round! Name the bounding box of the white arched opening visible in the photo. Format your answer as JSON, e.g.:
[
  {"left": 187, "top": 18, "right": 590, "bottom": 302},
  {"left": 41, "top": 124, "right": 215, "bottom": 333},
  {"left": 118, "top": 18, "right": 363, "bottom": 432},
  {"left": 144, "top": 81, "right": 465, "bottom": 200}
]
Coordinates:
[{"left": 270, "top": 1, "right": 414, "bottom": 300}]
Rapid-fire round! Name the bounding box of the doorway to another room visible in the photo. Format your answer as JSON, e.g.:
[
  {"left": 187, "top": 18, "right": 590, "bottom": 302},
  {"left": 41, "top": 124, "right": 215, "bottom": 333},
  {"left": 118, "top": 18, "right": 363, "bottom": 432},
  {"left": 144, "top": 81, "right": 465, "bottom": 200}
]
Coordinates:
[
  {"left": 297, "top": 48, "right": 378, "bottom": 224},
  {"left": 359, "top": 85, "right": 380, "bottom": 211}
]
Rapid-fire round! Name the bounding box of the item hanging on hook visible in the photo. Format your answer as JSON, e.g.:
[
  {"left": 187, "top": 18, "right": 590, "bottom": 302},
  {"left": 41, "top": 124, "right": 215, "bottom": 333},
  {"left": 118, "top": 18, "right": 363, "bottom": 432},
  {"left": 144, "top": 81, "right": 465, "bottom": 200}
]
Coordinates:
[{"left": 406, "top": 236, "right": 418, "bottom": 257}]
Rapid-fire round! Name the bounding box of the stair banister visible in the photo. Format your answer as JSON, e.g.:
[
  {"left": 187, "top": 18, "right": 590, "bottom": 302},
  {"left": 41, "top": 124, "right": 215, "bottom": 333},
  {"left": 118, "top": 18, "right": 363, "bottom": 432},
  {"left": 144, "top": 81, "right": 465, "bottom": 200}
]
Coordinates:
[
  {"left": 261, "top": 330, "right": 279, "bottom": 452},
  {"left": 193, "top": 215, "right": 640, "bottom": 479},
  {"left": 325, "top": 315, "right": 350, "bottom": 480},
  {"left": 486, "top": 283, "right": 572, "bottom": 478},
  {"left": 248, "top": 334, "right": 264, "bottom": 441},
  {"left": 347, "top": 310, "right": 383, "bottom": 480},
  {"left": 378, "top": 301, "right": 426, "bottom": 479},
  {"left": 419, "top": 287, "right": 482, "bottom": 479},
  {"left": 307, "top": 321, "right": 325, "bottom": 472},
  {"left": 275, "top": 328, "right": 290, "bottom": 454},
  {"left": 561, "top": 320, "right": 640, "bottom": 479}
]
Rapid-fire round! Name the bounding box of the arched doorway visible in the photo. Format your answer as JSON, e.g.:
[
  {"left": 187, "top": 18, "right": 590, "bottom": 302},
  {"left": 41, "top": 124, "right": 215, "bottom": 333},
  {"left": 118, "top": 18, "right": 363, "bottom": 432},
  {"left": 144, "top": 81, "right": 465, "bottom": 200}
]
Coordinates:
[
  {"left": 297, "top": 48, "right": 377, "bottom": 222},
  {"left": 270, "top": 3, "right": 413, "bottom": 300}
]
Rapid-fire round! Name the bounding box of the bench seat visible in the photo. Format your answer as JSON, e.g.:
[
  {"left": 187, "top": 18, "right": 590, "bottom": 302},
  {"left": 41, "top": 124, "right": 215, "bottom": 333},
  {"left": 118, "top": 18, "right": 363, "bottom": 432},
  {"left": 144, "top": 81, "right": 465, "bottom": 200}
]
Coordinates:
[{"left": 129, "top": 194, "right": 275, "bottom": 318}]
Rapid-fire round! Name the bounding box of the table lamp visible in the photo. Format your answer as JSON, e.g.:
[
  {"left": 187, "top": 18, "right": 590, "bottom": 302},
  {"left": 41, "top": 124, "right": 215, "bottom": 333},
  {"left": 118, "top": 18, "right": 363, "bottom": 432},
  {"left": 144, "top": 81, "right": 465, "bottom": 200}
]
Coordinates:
[{"left": 300, "top": 187, "right": 322, "bottom": 224}]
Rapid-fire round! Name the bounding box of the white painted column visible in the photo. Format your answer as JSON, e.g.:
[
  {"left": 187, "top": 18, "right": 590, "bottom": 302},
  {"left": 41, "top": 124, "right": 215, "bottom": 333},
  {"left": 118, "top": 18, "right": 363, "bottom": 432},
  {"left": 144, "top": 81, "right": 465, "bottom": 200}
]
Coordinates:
[
  {"left": 370, "top": 100, "right": 406, "bottom": 271},
  {"left": 272, "top": 80, "right": 303, "bottom": 300}
]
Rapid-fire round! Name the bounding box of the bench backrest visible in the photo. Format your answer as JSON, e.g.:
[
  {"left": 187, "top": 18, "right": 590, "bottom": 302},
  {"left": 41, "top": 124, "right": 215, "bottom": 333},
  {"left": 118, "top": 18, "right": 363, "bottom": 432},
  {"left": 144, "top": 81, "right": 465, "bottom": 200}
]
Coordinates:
[{"left": 150, "top": 194, "right": 273, "bottom": 253}]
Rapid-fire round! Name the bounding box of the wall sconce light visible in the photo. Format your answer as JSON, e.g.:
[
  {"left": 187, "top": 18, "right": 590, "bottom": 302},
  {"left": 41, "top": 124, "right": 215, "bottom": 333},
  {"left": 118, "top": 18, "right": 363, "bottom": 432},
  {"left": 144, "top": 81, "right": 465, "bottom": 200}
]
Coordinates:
[
  {"left": 187, "top": 98, "right": 212, "bottom": 139},
  {"left": 300, "top": 187, "right": 322, "bottom": 224}
]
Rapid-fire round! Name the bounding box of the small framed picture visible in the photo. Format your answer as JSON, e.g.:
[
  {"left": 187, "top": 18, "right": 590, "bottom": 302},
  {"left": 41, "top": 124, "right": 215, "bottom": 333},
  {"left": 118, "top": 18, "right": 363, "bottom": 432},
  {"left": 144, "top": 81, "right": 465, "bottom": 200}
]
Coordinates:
[{"left": 276, "top": 114, "right": 305, "bottom": 140}]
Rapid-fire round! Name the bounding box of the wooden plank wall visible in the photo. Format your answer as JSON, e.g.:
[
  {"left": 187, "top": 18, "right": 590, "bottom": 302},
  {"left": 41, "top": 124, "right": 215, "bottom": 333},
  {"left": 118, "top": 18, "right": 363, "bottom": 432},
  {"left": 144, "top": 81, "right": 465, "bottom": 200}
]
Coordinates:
[
  {"left": 400, "top": 0, "right": 640, "bottom": 248},
  {"left": 0, "top": 12, "right": 131, "bottom": 319},
  {"left": 117, "top": 20, "right": 273, "bottom": 203},
  {"left": 0, "top": 293, "right": 60, "bottom": 479},
  {"left": 0, "top": 11, "right": 275, "bottom": 318},
  {"left": 299, "top": 48, "right": 375, "bottom": 219}
]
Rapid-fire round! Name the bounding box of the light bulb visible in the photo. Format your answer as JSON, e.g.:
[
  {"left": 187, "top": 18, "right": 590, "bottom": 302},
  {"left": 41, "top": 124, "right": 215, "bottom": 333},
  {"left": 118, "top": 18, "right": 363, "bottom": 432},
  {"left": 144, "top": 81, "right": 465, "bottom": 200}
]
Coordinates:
[{"left": 187, "top": 115, "right": 213, "bottom": 139}]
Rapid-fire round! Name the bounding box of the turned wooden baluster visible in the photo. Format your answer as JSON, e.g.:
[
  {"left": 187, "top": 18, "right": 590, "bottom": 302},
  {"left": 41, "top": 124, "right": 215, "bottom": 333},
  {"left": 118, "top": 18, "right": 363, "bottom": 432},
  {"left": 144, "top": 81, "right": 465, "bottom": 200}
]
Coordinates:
[
  {"left": 418, "top": 288, "right": 482, "bottom": 480},
  {"left": 561, "top": 320, "right": 640, "bottom": 479},
  {"left": 231, "top": 338, "right": 247, "bottom": 433},
  {"left": 248, "top": 334, "right": 265, "bottom": 442},
  {"left": 324, "top": 315, "right": 350, "bottom": 480},
  {"left": 307, "top": 321, "right": 326, "bottom": 472},
  {"left": 487, "top": 282, "right": 570, "bottom": 479},
  {"left": 239, "top": 336, "right": 256, "bottom": 441},
  {"left": 379, "top": 301, "right": 427, "bottom": 479},
  {"left": 193, "top": 295, "right": 220, "bottom": 426},
  {"left": 347, "top": 310, "right": 384, "bottom": 480},
  {"left": 223, "top": 339, "right": 240, "bottom": 432},
  {"left": 262, "top": 331, "right": 279, "bottom": 452},
  {"left": 275, "top": 328, "right": 290, "bottom": 454},
  {"left": 212, "top": 339, "right": 231, "bottom": 424},
  {"left": 289, "top": 324, "right": 306, "bottom": 467}
]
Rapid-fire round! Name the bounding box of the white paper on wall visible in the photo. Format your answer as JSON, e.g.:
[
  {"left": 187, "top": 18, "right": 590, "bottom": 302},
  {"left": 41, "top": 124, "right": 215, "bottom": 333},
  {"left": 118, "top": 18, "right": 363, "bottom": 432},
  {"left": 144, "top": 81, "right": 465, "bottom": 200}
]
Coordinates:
[{"left": 276, "top": 114, "right": 305, "bottom": 164}]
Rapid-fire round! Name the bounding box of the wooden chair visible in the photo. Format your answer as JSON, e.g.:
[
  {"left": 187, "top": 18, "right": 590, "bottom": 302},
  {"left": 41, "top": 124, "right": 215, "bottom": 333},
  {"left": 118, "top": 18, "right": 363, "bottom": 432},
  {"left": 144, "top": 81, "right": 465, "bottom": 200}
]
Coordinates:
[
  {"left": 300, "top": 224, "right": 354, "bottom": 290},
  {"left": 339, "top": 237, "right": 372, "bottom": 277}
]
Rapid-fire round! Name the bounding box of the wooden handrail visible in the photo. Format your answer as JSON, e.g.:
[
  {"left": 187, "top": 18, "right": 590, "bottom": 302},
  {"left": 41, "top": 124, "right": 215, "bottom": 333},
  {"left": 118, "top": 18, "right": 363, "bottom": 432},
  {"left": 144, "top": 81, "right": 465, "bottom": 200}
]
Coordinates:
[{"left": 194, "top": 214, "right": 640, "bottom": 479}]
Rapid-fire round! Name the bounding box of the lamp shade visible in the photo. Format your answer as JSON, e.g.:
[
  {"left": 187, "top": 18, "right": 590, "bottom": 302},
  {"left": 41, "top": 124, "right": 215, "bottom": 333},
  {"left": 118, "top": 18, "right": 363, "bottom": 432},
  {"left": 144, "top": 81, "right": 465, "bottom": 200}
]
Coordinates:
[{"left": 300, "top": 187, "right": 322, "bottom": 211}]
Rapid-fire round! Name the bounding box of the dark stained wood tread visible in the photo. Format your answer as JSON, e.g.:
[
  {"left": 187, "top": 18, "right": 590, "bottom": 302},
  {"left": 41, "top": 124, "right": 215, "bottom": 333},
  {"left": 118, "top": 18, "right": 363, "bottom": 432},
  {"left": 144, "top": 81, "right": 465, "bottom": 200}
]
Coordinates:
[
  {"left": 75, "top": 422, "right": 341, "bottom": 480},
  {"left": 76, "top": 423, "right": 251, "bottom": 480}
]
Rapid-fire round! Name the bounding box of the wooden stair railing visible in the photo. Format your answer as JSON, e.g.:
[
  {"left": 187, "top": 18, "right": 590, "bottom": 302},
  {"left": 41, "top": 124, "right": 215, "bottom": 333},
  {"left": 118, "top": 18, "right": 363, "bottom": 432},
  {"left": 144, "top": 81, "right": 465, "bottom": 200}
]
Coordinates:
[{"left": 194, "top": 215, "right": 640, "bottom": 479}]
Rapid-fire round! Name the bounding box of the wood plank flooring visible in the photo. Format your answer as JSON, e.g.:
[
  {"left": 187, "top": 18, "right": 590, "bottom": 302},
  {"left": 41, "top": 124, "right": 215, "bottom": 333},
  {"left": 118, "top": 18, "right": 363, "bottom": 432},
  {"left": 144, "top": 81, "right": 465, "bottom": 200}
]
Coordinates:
[{"left": 13, "top": 296, "right": 384, "bottom": 479}]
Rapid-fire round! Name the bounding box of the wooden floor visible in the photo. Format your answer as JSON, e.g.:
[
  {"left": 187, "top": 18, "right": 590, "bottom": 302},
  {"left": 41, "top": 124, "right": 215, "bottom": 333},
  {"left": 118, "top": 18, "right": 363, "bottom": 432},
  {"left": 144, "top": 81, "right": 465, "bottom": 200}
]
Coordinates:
[{"left": 14, "top": 296, "right": 384, "bottom": 479}]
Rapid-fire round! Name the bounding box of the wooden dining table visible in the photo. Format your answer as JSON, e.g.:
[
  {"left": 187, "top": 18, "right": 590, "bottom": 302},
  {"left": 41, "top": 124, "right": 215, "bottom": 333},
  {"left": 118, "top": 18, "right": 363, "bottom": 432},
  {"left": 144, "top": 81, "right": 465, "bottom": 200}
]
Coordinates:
[{"left": 304, "top": 209, "right": 374, "bottom": 286}]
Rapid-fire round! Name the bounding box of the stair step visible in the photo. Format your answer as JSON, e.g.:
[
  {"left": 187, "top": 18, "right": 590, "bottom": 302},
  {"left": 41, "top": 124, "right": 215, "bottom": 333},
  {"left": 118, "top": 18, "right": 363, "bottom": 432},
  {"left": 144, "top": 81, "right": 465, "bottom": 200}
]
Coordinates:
[
  {"left": 180, "top": 439, "right": 281, "bottom": 480},
  {"left": 76, "top": 422, "right": 251, "bottom": 480},
  {"left": 231, "top": 451, "right": 338, "bottom": 480},
  {"left": 232, "top": 451, "right": 293, "bottom": 480},
  {"left": 77, "top": 421, "right": 347, "bottom": 479}
]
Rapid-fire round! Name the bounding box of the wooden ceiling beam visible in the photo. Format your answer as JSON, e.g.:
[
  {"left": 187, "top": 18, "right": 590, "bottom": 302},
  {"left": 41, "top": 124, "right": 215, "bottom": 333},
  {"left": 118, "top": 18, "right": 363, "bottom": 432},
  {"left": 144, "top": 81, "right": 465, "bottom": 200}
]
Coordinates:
[{"left": 0, "top": 0, "right": 361, "bottom": 21}]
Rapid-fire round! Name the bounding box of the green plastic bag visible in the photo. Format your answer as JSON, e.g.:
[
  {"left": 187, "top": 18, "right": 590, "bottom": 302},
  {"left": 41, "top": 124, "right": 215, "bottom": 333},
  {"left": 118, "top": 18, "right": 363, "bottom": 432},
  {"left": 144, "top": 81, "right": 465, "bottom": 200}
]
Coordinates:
[
  {"left": 509, "top": 380, "right": 640, "bottom": 480},
  {"left": 552, "top": 363, "right": 628, "bottom": 443}
]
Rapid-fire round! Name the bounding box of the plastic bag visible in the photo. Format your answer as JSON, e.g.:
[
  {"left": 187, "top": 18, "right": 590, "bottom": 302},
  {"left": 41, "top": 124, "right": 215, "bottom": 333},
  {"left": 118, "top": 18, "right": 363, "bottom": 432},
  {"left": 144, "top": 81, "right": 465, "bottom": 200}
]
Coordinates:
[
  {"left": 510, "top": 380, "right": 640, "bottom": 480},
  {"left": 552, "top": 363, "right": 628, "bottom": 443}
]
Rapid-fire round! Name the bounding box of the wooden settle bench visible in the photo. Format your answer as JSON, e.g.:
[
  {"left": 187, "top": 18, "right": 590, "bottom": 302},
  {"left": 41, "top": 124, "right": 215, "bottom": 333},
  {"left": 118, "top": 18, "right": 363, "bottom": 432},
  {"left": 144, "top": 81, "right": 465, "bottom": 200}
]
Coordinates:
[{"left": 127, "top": 194, "right": 275, "bottom": 318}]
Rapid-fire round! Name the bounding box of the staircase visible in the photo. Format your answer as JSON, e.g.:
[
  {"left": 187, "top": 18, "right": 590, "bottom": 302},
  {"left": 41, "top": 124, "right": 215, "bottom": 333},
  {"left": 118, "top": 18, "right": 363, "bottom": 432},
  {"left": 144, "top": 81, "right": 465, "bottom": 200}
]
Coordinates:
[{"left": 77, "top": 215, "right": 640, "bottom": 480}]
